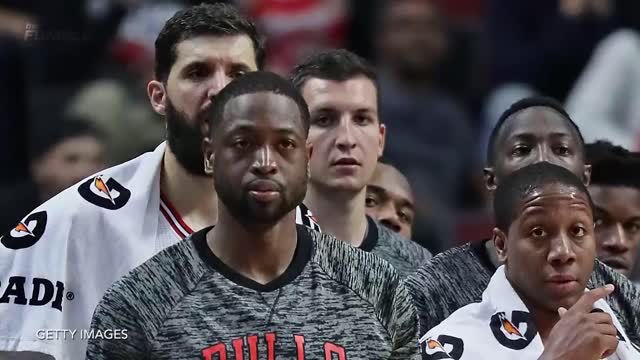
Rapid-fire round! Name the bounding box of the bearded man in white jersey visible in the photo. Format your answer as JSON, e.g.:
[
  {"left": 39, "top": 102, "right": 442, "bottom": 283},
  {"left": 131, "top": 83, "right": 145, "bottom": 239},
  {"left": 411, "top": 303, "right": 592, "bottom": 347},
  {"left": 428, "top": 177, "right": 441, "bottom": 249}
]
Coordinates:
[{"left": 0, "top": 4, "right": 316, "bottom": 360}]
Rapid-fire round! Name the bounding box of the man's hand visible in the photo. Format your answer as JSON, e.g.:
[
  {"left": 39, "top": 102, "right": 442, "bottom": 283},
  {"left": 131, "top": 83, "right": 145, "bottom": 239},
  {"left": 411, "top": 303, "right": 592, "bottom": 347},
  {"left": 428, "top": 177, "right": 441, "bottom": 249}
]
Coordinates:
[{"left": 539, "top": 285, "right": 619, "bottom": 360}]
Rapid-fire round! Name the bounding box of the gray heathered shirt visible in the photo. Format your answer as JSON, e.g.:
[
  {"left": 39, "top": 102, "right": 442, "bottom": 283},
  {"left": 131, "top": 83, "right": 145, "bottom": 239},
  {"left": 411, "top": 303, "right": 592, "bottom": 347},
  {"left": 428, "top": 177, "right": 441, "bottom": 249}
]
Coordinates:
[
  {"left": 405, "top": 240, "right": 640, "bottom": 344},
  {"left": 86, "top": 225, "right": 420, "bottom": 359},
  {"left": 362, "top": 216, "right": 432, "bottom": 277}
]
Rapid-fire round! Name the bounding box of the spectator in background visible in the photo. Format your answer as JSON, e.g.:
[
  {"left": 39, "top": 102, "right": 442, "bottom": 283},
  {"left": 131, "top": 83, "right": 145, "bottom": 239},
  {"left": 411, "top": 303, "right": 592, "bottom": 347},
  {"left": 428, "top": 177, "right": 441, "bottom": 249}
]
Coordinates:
[
  {"left": 586, "top": 141, "right": 640, "bottom": 279},
  {"left": 236, "top": 0, "right": 348, "bottom": 75},
  {"left": 0, "top": 117, "right": 106, "bottom": 232},
  {"left": 566, "top": 5, "right": 640, "bottom": 150},
  {"left": 374, "top": 0, "right": 473, "bottom": 252},
  {"left": 486, "top": 0, "right": 615, "bottom": 102},
  {"left": 0, "top": 0, "right": 145, "bottom": 176},
  {"left": 0, "top": 34, "right": 29, "bottom": 185},
  {"left": 365, "top": 161, "right": 415, "bottom": 240},
  {"left": 66, "top": 1, "right": 184, "bottom": 164},
  {"left": 480, "top": 0, "right": 618, "bottom": 166}
]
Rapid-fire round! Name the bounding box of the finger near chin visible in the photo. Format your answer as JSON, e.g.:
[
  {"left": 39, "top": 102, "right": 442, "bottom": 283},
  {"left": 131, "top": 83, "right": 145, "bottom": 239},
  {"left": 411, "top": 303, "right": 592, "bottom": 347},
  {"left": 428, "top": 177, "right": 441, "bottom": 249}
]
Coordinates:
[{"left": 572, "top": 286, "right": 614, "bottom": 313}]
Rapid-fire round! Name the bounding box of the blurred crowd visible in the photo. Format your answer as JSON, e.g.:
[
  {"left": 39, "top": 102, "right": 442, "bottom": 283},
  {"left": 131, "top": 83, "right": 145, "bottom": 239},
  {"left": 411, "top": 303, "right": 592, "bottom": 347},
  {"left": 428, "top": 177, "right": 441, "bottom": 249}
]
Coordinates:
[{"left": 1, "top": 0, "right": 639, "bottom": 266}]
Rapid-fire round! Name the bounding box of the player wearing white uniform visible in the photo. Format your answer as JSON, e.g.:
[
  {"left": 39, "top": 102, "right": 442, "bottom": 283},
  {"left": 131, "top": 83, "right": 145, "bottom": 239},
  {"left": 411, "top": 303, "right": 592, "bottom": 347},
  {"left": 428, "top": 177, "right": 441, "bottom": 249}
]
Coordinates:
[{"left": 0, "top": 4, "right": 317, "bottom": 360}]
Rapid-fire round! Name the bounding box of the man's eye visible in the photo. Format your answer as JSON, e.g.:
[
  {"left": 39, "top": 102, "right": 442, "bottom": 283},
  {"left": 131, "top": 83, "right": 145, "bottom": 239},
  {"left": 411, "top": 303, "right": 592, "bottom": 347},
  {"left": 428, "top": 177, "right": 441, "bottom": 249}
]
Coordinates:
[
  {"left": 280, "top": 140, "right": 296, "bottom": 150},
  {"left": 554, "top": 146, "right": 571, "bottom": 156},
  {"left": 572, "top": 226, "right": 586, "bottom": 238},
  {"left": 354, "top": 115, "right": 372, "bottom": 126},
  {"left": 188, "top": 68, "right": 207, "bottom": 79},
  {"left": 229, "top": 70, "right": 246, "bottom": 79},
  {"left": 399, "top": 211, "right": 412, "bottom": 223},
  {"left": 312, "top": 116, "right": 333, "bottom": 127},
  {"left": 233, "top": 140, "right": 250, "bottom": 149},
  {"left": 512, "top": 146, "right": 531, "bottom": 156},
  {"left": 627, "top": 222, "right": 640, "bottom": 234},
  {"left": 365, "top": 196, "right": 377, "bottom": 207},
  {"left": 531, "top": 227, "right": 547, "bottom": 238}
]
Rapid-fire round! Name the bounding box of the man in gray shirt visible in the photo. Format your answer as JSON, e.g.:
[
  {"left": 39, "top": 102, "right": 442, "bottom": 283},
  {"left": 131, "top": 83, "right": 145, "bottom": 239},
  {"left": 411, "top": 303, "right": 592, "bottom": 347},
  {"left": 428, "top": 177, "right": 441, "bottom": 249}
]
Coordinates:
[
  {"left": 86, "top": 71, "right": 420, "bottom": 359},
  {"left": 291, "top": 49, "right": 432, "bottom": 277},
  {"left": 406, "top": 96, "right": 640, "bottom": 343}
]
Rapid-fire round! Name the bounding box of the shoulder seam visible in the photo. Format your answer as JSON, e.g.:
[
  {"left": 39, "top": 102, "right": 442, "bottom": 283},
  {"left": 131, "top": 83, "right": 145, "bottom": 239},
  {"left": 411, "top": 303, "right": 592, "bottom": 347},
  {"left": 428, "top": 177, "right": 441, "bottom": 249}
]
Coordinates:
[{"left": 310, "top": 233, "right": 398, "bottom": 343}]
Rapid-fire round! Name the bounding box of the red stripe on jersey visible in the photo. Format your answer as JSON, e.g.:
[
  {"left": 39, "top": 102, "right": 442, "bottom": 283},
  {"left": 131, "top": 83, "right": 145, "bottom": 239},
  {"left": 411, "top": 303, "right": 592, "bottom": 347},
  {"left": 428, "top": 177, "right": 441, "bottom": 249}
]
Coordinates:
[
  {"left": 159, "top": 204, "right": 187, "bottom": 239},
  {"left": 160, "top": 193, "right": 194, "bottom": 235}
]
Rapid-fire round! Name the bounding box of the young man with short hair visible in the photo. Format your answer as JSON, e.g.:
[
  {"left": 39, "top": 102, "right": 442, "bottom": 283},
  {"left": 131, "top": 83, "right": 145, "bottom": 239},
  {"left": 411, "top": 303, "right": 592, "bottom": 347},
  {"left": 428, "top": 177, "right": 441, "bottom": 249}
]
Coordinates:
[
  {"left": 291, "top": 49, "right": 432, "bottom": 276},
  {"left": 421, "top": 162, "right": 640, "bottom": 359},
  {"left": 406, "top": 97, "right": 640, "bottom": 342},
  {"left": 586, "top": 141, "right": 640, "bottom": 278}
]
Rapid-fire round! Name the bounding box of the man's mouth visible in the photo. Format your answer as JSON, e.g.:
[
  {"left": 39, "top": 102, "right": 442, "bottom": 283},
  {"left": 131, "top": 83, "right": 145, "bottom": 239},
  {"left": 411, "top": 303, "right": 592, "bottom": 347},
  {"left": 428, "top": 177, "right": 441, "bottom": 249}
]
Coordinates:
[
  {"left": 331, "top": 157, "right": 360, "bottom": 167},
  {"left": 247, "top": 180, "right": 281, "bottom": 203}
]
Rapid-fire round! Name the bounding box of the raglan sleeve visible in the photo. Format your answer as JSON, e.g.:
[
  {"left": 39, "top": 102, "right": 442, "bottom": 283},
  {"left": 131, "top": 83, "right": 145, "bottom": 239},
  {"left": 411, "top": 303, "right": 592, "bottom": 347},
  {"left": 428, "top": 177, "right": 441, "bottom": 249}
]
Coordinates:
[
  {"left": 590, "top": 261, "right": 640, "bottom": 344},
  {"left": 389, "top": 280, "right": 421, "bottom": 360},
  {"left": 85, "top": 281, "right": 150, "bottom": 360}
]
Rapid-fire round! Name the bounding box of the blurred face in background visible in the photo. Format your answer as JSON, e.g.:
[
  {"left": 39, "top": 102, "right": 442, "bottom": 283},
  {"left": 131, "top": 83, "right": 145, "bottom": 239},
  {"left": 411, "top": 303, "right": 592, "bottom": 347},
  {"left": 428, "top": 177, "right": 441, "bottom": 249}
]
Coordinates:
[
  {"left": 366, "top": 162, "right": 415, "bottom": 238},
  {"left": 378, "top": 0, "right": 448, "bottom": 77},
  {"left": 590, "top": 185, "right": 640, "bottom": 277},
  {"left": 32, "top": 135, "right": 106, "bottom": 200}
]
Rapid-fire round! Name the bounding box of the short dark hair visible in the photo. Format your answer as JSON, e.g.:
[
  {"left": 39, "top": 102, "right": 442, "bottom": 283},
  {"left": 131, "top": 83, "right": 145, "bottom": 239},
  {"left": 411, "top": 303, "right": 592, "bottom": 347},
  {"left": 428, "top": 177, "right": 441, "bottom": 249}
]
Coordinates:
[
  {"left": 154, "top": 3, "right": 265, "bottom": 81},
  {"left": 494, "top": 162, "right": 593, "bottom": 232},
  {"left": 208, "top": 71, "right": 310, "bottom": 136},
  {"left": 290, "top": 49, "right": 378, "bottom": 92},
  {"left": 486, "top": 96, "right": 585, "bottom": 166},
  {"left": 586, "top": 141, "right": 640, "bottom": 189}
]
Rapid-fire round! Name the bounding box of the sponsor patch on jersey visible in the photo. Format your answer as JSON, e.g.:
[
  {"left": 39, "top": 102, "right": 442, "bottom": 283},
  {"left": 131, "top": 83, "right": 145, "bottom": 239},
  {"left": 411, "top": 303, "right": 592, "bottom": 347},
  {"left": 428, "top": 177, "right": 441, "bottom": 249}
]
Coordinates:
[
  {"left": 1, "top": 211, "right": 48, "bottom": 249},
  {"left": 420, "top": 334, "right": 464, "bottom": 359},
  {"left": 489, "top": 311, "right": 536, "bottom": 350},
  {"left": 78, "top": 175, "right": 131, "bottom": 210}
]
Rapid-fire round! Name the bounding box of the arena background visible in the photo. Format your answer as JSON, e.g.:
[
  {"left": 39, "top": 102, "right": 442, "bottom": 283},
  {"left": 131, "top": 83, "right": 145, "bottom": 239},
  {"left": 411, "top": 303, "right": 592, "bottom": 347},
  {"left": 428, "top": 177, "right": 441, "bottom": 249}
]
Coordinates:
[{"left": 0, "top": 0, "right": 639, "bottom": 280}]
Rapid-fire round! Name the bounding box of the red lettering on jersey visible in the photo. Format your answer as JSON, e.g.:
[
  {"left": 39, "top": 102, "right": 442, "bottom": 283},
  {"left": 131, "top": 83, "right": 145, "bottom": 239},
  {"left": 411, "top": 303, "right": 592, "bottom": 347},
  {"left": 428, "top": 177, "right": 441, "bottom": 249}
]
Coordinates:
[
  {"left": 247, "top": 335, "right": 259, "bottom": 360},
  {"left": 232, "top": 338, "right": 244, "bottom": 360},
  {"left": 294, "top": 334, "right": 306, "bottom": 360},
  {"left": 202, "top": 343, "right": 227, "bottom": 360},
  {"left": 324, "top": 342, "right": 347, "bottom": 360},
  {"left": 265, "top": 332, "right": 277, "bottom": 360}
]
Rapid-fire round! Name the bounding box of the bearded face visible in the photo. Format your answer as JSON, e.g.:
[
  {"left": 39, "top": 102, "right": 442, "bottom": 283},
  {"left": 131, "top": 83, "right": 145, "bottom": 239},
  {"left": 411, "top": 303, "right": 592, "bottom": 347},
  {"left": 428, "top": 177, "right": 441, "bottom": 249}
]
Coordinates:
[{"left": 165, "top": 97, "right": 209, "bottom": 177}]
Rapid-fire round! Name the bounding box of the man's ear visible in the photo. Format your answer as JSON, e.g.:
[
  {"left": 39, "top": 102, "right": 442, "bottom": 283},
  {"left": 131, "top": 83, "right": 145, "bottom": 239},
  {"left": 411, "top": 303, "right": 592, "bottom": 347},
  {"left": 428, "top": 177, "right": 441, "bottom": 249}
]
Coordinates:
[
  {"left": 203, "top": 137, "right": 214, "bottom": 175},
  {"left": 306, "top": 142, "right": 313, "bottom": 159},
  {"left": 306, "top": 142, "right": 313, "bottom": 177},
  {"left": 484, "top": 167, "right": 497, "bottom": 192},
  {"left": 493, "top": 227, "right": 508, "bottom": 263},
  {"left": 583, "top": 164, "right": 592, "bottom": 186},
  {"left": 147, "top": 80, "right": 167, "bottom": 115}
]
